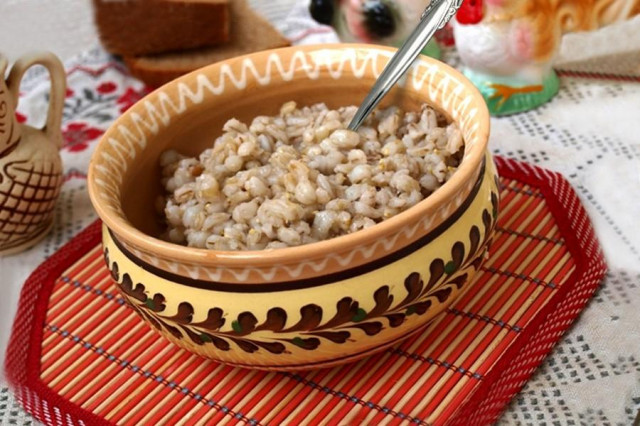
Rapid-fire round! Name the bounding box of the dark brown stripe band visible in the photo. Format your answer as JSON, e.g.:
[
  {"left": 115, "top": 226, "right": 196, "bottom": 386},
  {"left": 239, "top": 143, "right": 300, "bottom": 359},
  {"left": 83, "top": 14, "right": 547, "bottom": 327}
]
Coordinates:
[{"left": 110, "top": 159, "right": 486, "bottom": 293}]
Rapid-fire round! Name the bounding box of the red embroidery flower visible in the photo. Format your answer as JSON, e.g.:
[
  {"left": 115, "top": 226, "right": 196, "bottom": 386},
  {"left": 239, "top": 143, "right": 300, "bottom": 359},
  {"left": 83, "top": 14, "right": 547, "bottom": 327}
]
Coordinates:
[
  {"left": 65, "top": 88, "right": 74, "bottom": 98},
  {"left": 15, "top": 112, "right": 27, "bottom": 123},
  {"left": 117, "top": 87, "right": 149, "bottom": 113},
  {"left": 63, "top": 122, "right": 104, "bottom": 153},
  {"left": 97, "top": 81, "right": 117, "bottom": 94}
]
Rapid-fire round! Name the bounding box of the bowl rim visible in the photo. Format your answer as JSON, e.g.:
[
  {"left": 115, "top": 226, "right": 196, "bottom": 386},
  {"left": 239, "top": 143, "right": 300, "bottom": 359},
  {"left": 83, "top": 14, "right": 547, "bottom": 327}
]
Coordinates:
[{"left": 88, "top": 43, "right": 490, "bottom": 268}]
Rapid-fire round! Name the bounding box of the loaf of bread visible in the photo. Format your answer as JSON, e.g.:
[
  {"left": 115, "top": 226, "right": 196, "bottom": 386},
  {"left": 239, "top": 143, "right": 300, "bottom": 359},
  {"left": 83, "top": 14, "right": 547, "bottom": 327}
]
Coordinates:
[
  {"left": 93, "top": 0, "right": 230, "bottom": 56},
  {"left": 124, "top": 0, "right": 290, "bottom": 87}
]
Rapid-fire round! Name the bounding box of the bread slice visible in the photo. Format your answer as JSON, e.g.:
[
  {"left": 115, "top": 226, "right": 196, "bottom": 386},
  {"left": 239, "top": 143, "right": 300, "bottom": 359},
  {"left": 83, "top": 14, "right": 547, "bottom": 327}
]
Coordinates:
[
  {"left": 124, "top": 0, "right": 290, "bottom": 87},
  {"left": 93, "top": 0, "right": 230, "bottom": 56}
]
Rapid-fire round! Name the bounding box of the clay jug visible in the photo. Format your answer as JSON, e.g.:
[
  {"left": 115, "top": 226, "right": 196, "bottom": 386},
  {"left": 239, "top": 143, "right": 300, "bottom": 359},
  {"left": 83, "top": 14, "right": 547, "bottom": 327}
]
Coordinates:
[{"left": 0, "top": 52, "right": 66, "bottom": 255}]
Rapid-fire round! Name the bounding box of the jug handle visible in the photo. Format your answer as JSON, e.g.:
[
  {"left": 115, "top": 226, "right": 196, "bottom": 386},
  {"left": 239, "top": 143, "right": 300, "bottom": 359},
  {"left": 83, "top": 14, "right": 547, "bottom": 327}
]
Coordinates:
[{"left": 7, "top": 52, "right": 66, "bottom": 149}]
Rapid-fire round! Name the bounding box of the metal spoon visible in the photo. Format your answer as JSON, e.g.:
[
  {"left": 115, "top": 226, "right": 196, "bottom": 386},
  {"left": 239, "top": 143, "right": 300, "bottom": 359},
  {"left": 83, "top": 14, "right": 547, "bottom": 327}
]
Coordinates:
[{"left": 348, "top": 0, "right": 463, "bottom": 131}]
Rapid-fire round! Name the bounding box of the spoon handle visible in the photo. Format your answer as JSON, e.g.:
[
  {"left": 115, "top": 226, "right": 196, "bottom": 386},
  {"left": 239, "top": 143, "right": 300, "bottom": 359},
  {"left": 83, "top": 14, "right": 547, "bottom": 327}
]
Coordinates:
[{"left": 348, "top": 0, "right": 462, "bottom": 131}]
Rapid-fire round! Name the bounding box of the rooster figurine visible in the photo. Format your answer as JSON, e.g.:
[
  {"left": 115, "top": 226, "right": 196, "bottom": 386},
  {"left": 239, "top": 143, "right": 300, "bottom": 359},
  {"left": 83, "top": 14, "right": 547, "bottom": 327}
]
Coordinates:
[
  {"left": 453, "top": 0, "right": 640, "bottom": 115},
  {"left": 309, "top": 0, "right": 442, "bottom": 58}
]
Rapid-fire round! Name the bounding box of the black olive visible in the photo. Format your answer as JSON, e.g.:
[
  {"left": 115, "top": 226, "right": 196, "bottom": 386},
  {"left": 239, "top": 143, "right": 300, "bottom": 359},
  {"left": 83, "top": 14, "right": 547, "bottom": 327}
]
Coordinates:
[
  {"left": 363, "top": 1, "right": 396, "bottom": 39},
  {"left": 309, "top": 0, "right": 335, "bottom": 25}
]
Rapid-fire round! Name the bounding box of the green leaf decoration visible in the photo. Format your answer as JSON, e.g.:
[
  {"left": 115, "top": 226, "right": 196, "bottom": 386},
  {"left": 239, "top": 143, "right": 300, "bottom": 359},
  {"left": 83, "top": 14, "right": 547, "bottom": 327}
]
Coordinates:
[
  {"left": 444, "top": 261, "right": 457, "bottom": 275},
  {"left": 231, "top": 320, "right": 242, "bottom": 333},
  {"left": 352, "top": 308, "right": 367, "bottom": 322}
]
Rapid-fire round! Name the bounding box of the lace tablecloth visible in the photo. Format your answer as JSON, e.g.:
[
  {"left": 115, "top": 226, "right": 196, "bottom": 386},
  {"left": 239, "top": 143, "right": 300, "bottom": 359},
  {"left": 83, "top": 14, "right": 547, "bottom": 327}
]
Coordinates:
[{"left": 1, "top": 3, "right": 639, "bottom": 425}]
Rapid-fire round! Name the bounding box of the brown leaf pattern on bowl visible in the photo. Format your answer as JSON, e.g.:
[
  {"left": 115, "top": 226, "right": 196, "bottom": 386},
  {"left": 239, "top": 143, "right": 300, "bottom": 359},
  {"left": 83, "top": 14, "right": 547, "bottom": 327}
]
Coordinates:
[{"left": 104, "top": 189, "right": 499, "bottom": 354}]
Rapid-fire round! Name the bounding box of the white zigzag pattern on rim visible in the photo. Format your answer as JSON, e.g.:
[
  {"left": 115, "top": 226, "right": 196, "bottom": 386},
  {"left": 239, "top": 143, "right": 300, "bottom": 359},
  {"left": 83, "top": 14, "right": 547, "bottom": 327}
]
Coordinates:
[
  {"left": 94, "top": 48, "right": 480, "bottom": 210},
  {"left": 97, "top": 47, "right": 483, "bottom": 282}
]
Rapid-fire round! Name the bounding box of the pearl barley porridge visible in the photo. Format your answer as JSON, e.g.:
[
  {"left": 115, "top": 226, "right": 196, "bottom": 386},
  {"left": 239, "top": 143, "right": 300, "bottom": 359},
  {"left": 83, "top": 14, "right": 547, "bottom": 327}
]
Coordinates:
[{"left": 158, "top": 102, "right": 464, "bottom": 250}]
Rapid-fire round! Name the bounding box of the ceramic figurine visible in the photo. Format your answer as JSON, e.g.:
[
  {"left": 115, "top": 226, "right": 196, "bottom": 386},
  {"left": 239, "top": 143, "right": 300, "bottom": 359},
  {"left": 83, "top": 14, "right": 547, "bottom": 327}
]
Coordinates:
[
  {"left": 0, "top": 52, "right": 66, "bottom": 255},
  {"left": 309, "top": 0, "right": 443, "bottom": 58},
  {"left": 453, "top": 0, "right": 640, "bottom": 115}
]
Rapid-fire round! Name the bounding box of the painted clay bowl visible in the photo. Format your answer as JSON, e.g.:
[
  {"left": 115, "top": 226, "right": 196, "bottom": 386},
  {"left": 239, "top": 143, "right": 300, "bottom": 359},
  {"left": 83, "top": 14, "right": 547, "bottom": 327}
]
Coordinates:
[{"left": 88, "top": 44, "right": 499, "bottom": 370}]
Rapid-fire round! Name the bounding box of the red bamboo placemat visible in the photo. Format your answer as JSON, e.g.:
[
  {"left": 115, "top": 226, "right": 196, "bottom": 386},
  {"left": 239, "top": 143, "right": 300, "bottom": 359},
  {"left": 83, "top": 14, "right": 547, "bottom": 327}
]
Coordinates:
[{"left": 4, "top": 157, "right": 606, "bottom": 426}]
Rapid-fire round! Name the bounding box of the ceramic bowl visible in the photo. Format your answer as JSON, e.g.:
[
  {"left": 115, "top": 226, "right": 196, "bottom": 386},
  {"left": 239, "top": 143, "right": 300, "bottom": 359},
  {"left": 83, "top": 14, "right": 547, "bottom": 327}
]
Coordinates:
[{"left": 88, "top": 44, "right": 499, "bottom": 370}]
